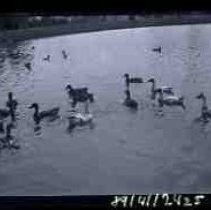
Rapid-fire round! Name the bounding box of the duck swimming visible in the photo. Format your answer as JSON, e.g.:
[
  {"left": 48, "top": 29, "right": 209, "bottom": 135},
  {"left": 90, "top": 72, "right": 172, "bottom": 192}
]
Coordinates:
[
  {"left": 157, "top": 88, "right": 185, "bottom": 110},
  {"left": 123, "top": 73, "right": 144, "bottom": 88},
  {"left": 43, "top": 55, "right": 50, "bottom": 61},
  {"left": 28, "top": 103, "right": 60, "bottom": 124},
  {"left": 196, "top": 92, "right": 211, "bottom": 121},
  {"left": 123, "top": 89, "right": 138, "bottom": 110},
  {"left": 152, "top": 46, "right": 162, "bottom": 53},
  {"left": 0, "top": 123, "right": 20, "bottom": 150},
  {"left": 65, "top": 84, "right": 88, "bottom": 96},
  {"left": 62, "top": 50, "right": 68, "bottom": 59},
  {"left": 147, "top": 78, "right": 174, "bottom": 99},
  {"left": 65, "top": 85, "right": 94, "bottom": 107}
]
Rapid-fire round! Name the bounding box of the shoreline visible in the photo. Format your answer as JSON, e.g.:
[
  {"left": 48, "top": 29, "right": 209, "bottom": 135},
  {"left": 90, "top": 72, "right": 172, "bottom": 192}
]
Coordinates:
[{"left": 1, "top": 14, "right": 211, "bottom": 42}]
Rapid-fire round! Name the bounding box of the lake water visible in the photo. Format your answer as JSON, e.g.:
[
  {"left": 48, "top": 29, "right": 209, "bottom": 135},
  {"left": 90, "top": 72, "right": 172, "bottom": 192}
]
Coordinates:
[{"left": 0, "top": 24, "right": 211, "bottom": 195}]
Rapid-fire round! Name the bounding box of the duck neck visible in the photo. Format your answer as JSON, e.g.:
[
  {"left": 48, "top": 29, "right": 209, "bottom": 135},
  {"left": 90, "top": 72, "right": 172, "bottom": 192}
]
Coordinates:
[
  {"left": 151, "top": 80, "right": 156, "bottom": 92},
  {"left": 6, "top": 127, "right": 11, "bottom": 139},
  {"left": 201, "top": 97, "right": 208, "bottom": 110},
  {"left": 33, "top": 106, "right": 39, "bottom": 117}
]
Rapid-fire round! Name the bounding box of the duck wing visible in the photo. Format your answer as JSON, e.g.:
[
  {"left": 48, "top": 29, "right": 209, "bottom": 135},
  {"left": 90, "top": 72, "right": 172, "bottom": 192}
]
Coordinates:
[
  {"left": 40, "top": 107, "right": 60, "bottom": 118},
  {"left": 161, "top": 86, "right": 174, "bottom": 94}
]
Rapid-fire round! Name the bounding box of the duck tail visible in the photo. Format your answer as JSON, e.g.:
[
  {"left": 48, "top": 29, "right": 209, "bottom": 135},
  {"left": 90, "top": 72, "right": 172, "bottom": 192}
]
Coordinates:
[{"left": 179, "top": 96, "right": 184, "bottom": 102}]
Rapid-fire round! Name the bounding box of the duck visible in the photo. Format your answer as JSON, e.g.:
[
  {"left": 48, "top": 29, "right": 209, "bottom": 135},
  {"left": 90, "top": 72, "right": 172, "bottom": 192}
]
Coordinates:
[
  {"left": 152, "top": 46, "right": 162, "bottom": 53},
  {"left": 62, "top": 50, "right": 68, "bottom": 59},
  {"left": 68, "top": 101, "right": 93, "bottom": 128},
  {"left": 0, "top": 123, "right": 20, "bottom": 150},
  {"left": 147, "top": 78, "right": 174, "bottom": 99},
  {"left": 123, "top": 89, "right": 138, "bottom": 110},
  {"left": 123, "top": 73, "right": 144, "bottom": 88},
  {"left": 65, "top": 85, "right": 94, "bottom": 107},
  {"left": 71, "top": 92, "right": 94, "bottom": 108},
  {"left": 43, "top": 55, "right": 50, "bottom": 61},
  {"left": 196, "top": 92, "right": 211, "bottom": 121},
  {"left": 24, "top": 62, "right": 31, "bottom": 70},
  {"left": 28, "top": 103, "right": 60, "bottom": 124},
  {"left": 157, "top": 88, "right": 185, "bottom": 110},
  {"left": 65, "top": 84, "right": 88, "bottom": 96}
]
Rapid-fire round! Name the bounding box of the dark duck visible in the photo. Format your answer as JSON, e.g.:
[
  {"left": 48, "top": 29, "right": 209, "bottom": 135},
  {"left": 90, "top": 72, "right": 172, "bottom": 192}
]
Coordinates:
[
  {"left": 152, "top": 46, "right": 162, "bottom": 53},
  {"left": 65, "top": 85, "right": 94, "bottom": 107},
  {"left": 43, "top": 55, "right": 50, "bottom": 61},
  {"left": 123, "top": 73, "right": 144, "bottom": 88},
  {"left": 147, "top": 78, "right": 174, "bottom": 99},
  {"left": 123, "top": 89, "right": 138, "bottom": 110},
  {"left": 196, "top": 92, "right": 211, "bottom": 122},
  {"left": 157, "top": 88, "right": 185, "bottom": 110},
  {"left": 28, "top": 103, "right": 60, "bottom": 124},
  {"left": 0, "top": 123, "right": 20, "bottom": 150}
]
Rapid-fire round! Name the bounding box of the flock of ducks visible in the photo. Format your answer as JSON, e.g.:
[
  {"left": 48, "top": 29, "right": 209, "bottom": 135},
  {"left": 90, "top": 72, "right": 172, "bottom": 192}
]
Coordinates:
[{"left": 0, "top": 45, "right": 210, "bottom": 152}]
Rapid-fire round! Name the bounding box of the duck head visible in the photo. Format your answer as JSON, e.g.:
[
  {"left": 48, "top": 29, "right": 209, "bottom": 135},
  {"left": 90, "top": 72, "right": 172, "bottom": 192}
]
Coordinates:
[
  {"left": 124, "top": 73, "right": 129, "bottom": 78},
  {"left": 196, "top": 92, "right": 205, "bottom": 99},
  {"left": 28, "top": 103, "right": 39, "bottom": 109},
  {"left": 65, "top": 84, "right": 73, "bottom": 91}
]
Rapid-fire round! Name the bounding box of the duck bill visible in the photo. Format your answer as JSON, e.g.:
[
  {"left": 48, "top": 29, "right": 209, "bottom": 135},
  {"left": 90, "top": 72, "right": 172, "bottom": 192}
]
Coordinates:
[{"left": 28, "top": 105, "right": 33, "bottom": 109}]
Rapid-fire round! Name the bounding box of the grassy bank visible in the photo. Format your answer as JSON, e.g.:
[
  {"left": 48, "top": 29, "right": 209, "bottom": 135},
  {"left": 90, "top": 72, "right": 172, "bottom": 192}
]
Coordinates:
[{"left": 1, "top": 14, "right": 211, "bottom": 42}]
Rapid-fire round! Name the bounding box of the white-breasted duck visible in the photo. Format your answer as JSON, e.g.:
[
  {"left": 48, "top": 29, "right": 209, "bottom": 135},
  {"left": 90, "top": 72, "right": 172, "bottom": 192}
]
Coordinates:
[
  {"left": 152, "top": 46, "right": 162, "bottom": 53},
  {"left": 123, "top": 89, "right": 138, "bottom": 110},
  {"left": 123, "top": 73, "right": 144, "bottom": 88},
  {"left": 43, "top": 55, "right": 50, "bottom": 61},
  {"left": 157, "top": 88, "right": 185, "bottom": 110},
  {"left": 196, "top": 92, "right": 211, "bottom": 121},
  {"left": 28, "top": 103, "right": 60, "bottom": 124},
  {"left": 147, "top": 78, "right": 174, "bottom": 99},
  {"left": 0, "top": 123, "right": 20, "bottom": 150}
]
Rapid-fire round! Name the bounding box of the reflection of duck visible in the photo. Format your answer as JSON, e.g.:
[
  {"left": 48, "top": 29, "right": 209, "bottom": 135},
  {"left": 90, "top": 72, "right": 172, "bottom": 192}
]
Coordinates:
[
  {"left": 6, "top": 92, "right": 18, "bottom": 122},
  {"left": 196, "top": 92, "right": 211, "bottom": 121},
  {"left": 123, "top": 89, "right": 138, "bottom": 110},
  {"left": 28, "top": 103, "right": 60, "bottom": 124},
  {"left": 123, "top": 73, "right": 144, "bottom": 88},
  {"left": 67, "top": 101, "right": 93, "bottom": 130},
  {"left": 43, "top": 55, "right": 50, "bottom": 61},
  {"left": 0, "top": 123, "right": 20, "bottom": 150},
  {"left": 152, "top": 46, "right": 162, "bottom": 53},
  {"left": 157, "top": 88, "right": 185, "bottom": 110},
  {"left": 147, "top": 78, "right": 174, "bottom": 99}
]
